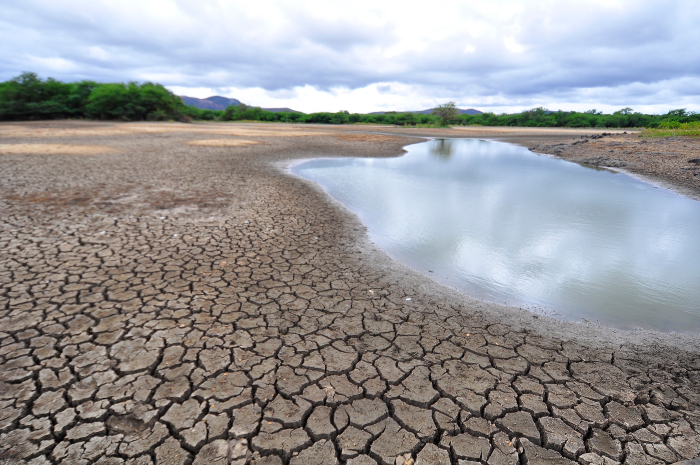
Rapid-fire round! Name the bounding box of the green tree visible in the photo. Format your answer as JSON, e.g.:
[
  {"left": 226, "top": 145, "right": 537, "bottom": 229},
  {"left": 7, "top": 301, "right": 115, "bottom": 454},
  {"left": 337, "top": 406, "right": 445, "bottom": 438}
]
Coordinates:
[{"left": 433, "top": 102, "right": 459, "bottom": 126}]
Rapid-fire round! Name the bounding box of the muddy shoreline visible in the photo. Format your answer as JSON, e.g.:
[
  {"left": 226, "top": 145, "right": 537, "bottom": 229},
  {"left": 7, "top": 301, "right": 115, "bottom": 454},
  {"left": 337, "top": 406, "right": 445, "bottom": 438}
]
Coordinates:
[{"left": 0, "top": 121, "right": 698, "bottom": 464}]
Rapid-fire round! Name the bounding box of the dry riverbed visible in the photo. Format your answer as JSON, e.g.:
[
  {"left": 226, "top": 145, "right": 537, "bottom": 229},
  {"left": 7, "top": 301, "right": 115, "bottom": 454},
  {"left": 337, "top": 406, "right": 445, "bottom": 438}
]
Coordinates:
[{"left": 0, "top": 121, "right": 698, "bottom": 465}]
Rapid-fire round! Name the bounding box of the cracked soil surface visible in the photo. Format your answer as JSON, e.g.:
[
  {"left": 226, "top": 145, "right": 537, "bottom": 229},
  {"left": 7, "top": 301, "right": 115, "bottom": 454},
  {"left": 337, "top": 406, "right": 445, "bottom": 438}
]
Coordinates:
[{"left": 0, "top": 121, "right": 699, "bottom": 465}]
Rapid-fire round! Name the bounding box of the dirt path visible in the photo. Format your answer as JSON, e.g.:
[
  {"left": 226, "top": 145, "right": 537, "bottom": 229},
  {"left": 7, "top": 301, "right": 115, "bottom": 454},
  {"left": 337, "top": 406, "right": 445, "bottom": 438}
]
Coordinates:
[{"left": 0, "top": 121, "right": 698, "bottom": 465}]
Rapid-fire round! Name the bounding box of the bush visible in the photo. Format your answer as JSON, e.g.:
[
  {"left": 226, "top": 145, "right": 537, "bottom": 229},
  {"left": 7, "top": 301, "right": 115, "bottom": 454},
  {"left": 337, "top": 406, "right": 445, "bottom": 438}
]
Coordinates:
[{"left": 0, "top": 73, "right": 186, "bottom": 121}]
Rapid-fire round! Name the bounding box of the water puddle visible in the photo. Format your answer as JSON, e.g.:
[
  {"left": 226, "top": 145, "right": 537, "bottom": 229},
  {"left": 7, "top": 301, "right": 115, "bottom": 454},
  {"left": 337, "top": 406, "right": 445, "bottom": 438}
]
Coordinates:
[{"left": 292, "top": 139, "right": 700, "bottom": 332}]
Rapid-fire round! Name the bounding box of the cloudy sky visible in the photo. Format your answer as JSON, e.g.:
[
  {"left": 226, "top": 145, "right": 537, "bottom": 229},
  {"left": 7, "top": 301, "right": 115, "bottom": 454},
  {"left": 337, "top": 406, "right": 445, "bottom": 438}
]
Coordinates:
[{"left": 1, "top": 0, "right": 699, "bottom": 114}]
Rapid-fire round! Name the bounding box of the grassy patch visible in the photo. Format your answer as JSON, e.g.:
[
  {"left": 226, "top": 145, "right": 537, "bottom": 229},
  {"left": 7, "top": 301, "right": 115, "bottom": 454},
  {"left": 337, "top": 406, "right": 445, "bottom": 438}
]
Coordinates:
[{"left": 642, "top": 121, "right": 700, "bottom": 138}]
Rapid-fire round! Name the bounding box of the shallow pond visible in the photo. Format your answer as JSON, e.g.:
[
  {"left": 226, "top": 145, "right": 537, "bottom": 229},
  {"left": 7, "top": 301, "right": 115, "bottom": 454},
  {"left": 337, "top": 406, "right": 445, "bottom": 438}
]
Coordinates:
[{"left": 292, "top": 138, "right": 700, "bottom": 332}]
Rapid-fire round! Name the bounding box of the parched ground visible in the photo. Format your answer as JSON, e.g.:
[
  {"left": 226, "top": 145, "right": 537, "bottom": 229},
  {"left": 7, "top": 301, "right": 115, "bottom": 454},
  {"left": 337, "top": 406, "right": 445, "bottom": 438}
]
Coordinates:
[{"left": 0, "top": 121, "right": 699, "bottom": 465}]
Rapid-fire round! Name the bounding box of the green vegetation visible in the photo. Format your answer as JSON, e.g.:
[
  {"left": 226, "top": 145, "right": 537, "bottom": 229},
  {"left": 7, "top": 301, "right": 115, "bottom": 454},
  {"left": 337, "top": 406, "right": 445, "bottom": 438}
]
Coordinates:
[
  {"left": 1, "top": 73, "right": 699, "bottom": 134},
  {"left": 433, "top": 101, "right": 460, "bottom": 126},
  {"left": 641, "top": 121, "right": 700, "bottom": 138},
  {"left": 0, "top": 72, "right": 188, "bottom": 121}
]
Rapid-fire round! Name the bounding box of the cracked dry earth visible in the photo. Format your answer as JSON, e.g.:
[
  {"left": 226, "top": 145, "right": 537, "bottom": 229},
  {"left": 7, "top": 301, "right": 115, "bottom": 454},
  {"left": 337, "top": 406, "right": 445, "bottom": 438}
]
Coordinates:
[{"left": 1, "top": 122, "right": 699, "bottom": 465}]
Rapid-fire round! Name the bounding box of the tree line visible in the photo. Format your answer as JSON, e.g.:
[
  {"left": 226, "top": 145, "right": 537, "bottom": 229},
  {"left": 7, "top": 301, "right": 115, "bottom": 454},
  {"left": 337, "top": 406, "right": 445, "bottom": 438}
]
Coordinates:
[{"left": 1, "top": 73, "right": 698, "bottom": 129}]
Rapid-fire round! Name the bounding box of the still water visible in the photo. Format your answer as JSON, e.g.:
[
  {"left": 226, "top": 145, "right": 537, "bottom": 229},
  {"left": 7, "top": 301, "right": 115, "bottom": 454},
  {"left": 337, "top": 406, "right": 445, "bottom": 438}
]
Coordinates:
[{"left": 292, "top": 139, "right": 700, "bottom": 332}]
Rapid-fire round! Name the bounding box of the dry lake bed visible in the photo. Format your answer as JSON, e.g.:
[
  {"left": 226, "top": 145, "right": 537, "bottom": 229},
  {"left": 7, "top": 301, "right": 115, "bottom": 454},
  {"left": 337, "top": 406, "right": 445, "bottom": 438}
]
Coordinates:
[{"left": 0, "top": 121, "right": 699, "bottom": 465}]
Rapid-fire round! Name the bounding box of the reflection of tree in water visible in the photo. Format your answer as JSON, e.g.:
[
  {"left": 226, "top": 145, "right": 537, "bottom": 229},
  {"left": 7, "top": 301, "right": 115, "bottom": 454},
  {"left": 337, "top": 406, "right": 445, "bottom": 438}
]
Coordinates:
[{"left": 430, "top": 139, "right": 454, "bottom": 161}]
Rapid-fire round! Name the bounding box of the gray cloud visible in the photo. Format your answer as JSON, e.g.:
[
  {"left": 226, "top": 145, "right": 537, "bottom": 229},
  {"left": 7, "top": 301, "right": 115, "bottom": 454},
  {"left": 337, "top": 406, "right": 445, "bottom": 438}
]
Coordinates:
[{"left": 1, "top": 0, "right": 699, "bottom": 112}]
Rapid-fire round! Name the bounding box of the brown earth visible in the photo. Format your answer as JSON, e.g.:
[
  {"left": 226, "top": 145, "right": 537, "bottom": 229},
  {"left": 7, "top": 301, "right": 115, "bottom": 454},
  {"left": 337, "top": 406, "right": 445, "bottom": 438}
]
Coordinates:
[{"left": 0, "top": 121, "right": 698, "bottom": 465}]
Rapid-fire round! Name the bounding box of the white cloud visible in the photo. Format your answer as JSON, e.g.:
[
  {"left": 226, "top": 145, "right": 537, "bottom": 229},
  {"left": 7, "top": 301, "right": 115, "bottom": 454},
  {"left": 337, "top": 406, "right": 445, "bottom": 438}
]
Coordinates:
[
  {"left": 1, "top": 0, "right": 699, "bottom": 113},
  {"left": 87, "top": 46, "right": 109, "bottom": 61}
]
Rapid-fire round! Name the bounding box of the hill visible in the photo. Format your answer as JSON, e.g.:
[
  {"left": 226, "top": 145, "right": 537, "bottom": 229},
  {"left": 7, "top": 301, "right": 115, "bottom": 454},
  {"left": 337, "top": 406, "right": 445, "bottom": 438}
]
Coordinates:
[
  {"left": 179, "top": 95, "right": 300, "bottom": 113},
  {"left": 180, "top": 96, "right": 242, "bottom": 111}
]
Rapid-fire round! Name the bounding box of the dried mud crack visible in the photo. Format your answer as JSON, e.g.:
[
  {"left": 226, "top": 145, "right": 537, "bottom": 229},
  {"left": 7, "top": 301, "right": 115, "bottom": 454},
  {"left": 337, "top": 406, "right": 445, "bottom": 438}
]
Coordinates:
[{"left": 0, "top": 122, "right": 699, "bottom": 465}]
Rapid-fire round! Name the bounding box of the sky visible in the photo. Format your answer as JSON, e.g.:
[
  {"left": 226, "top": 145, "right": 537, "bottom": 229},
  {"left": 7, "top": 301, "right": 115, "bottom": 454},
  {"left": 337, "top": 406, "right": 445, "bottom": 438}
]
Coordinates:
[{"left": 1, "top": 0, "right": 699, "bottom": 114}]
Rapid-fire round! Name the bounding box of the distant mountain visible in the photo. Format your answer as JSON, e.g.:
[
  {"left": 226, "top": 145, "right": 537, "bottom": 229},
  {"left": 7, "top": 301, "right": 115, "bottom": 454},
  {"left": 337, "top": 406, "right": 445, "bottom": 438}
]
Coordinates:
[
  {"left": 371, "top": 108, "right": 483, "bottom": 115},
  {"left": 180, "top": 95, "right": 301, "bottom": 113},
  {"left": 180, "top": 96, "right": 241, "bottom": 110}
]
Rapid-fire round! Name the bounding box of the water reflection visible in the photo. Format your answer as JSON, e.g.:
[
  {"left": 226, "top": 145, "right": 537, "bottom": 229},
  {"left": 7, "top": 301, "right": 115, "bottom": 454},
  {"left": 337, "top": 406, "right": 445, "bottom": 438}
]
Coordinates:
[
  {"left": 430, "top": 139, "right": 454, "bottom": 161},
  {"left": 292, "top": 139, "right": 700, "bottom": 332}
]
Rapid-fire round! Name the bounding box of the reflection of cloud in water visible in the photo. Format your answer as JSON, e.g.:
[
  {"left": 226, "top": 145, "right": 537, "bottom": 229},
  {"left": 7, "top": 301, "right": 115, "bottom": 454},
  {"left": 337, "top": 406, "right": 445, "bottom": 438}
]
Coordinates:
[{"left": 293, "top": 139, "right": 700, "bottom": 332}]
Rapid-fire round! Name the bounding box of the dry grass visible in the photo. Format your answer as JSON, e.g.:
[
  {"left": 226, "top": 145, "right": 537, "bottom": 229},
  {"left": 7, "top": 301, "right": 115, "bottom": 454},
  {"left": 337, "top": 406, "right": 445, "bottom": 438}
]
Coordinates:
[
  {"left": 0, "top": 144, "right": 118, "bottom": 155},
  {"left": 0, "top": 123, "right": 331, "bottom": 138},
  {"left": 186, "top": 139, "right": 260, "bottom": 147}
]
